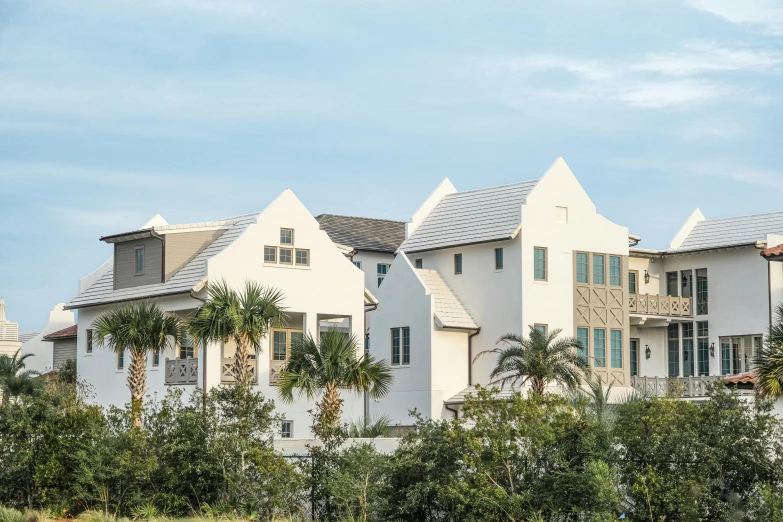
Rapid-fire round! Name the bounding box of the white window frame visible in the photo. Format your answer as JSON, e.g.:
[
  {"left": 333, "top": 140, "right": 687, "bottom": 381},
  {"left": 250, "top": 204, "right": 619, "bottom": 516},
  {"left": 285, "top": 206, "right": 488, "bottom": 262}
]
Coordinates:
[
  {"left": 134, "top": 246, "right": 145, "bottom": 275},
  {"left": 281, "top": 420, "right": 293, "bottom": 438}
]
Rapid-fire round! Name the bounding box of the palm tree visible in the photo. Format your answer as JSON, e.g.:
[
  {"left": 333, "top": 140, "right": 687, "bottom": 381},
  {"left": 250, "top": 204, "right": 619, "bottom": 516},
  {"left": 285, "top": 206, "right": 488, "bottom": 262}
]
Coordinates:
[
  {"left": 478, "top": 325, "right": 589, "bottom": 396},
  {"left": 277, "top": 329, "right": 393, "bottom": 431},
  {"left": 0, "top": 352, "right": 40, "bottom": 405},
  {"left": 92, "top": 301, "right": 181, "bottom": 427},
  {"left": 188, "top": 279, "right": 286, "bottom": 386},
  {"left": 755, "top": 303, "right": 783, "bottom": 397}
]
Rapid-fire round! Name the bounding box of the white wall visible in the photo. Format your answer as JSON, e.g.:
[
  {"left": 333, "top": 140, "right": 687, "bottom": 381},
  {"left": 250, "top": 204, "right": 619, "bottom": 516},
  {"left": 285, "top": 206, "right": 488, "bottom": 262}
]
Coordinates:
[
  {"left": 352, "top": 251, "right": 395, "bottom": 301},
  {"left": 20, "top": 303, "right": 75, "bottom": 373}
]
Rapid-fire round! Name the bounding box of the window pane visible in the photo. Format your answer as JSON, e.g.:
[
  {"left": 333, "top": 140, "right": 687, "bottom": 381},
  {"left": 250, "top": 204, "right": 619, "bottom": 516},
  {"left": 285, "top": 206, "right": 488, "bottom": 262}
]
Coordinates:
[
  {"left": 291, "top": 331, "right": 303, "bottom": 348},
  {"left": 611, "top": 330, "right": 622, "bottom": 368},
  {"left": 280, "top": 229, "right": 293, "bottom": 245},
  {"left": 732, "top": 337, "right": 741, "bottom": 375},
  {"left": 667, "top": 323, "right": 679, "bottom": 377},
  {"left": 280, "top": 248, "right": 292, "bottom": 264},
  {"left": 281, "top": 421, "right": 292, "bottom": 438},
  {"left": 273, "top": 331, "right": 287, "bottom": 361},
  {"left": 609, "top": 256, "right": 621, "bottom": 286},
  {"left": 630, "top": 339, "right": 638, "bottom": 377},
  {"left": 696, "top": 268, "right": 708, "bottom": 315},
  {"left": 577, "top": 327, "right": 589, "bottom": 363},
  {"left": 666, "top": 272, "right": 679, "bottom": 297},
  {"left": 628, "top": 272, "right": 637, "bottom": 294},
  {"left": 264, "top": 247, "right": 277, "bottom": 262},
  {"left": 152, "top": 349, "right": 160, "bottom": 367},
  {"left": 593, "top": 254, "right": 605, "bottom": 285},
  {"left": 415, "top": 259, "right": 423, "bottom": 269},
  {"left": 391, "top": 328, "right": 400, "bottom": 365},
  {"left": 721, "top": 339, "right": 731, "bottom": 375},
  {"left": 377, "top": 263, "right": 388, "bottom": 275},
  {"left": 697, "top": 321, "right": 709, "bottom": 376},
  {"left": 295, "top": 249, "right": 309, "bottom": 265},
  {"left": 402, "top": 327, "right": 410, "bottom": 365},
  {"left": 682, "top": 323, "right": 694, "bottom": 377},
  {"left": 353, "top": 261, "right": 362, "bottom": 269},
  {"left": 86, "top": 329, "right": 93, "bottom": 353},
  {"left": 377, "top": 277, "right": 384, "bottom": 287},
  {"left": 135, "top": 249, "right": 144, "bottom": 272},
  {"left": 117, "top": 351, "right": 124, "bottom": 370},
  {"left": 454, "top": 254, "right": 462, "bottom": 274},
  {"left": 681, "top": 270, "right": 693, "bottom": 299},
  {"left": 593, "top": 329, "right": 605, "bottom": 367},
  {"left": 495, "top": 248, "right": 504, "bottom": 270},
  {"left": 534, "top": 248, "right": 546, "bottom": 280},
  {"left": 576, "top": 253, "right": 588, "bottom": 284},
  {"left": 534, "top": 324, "right": 547, "bottom": 336},
  {"left": 180, "top": 338, "right": 195, "bottom": 359}
]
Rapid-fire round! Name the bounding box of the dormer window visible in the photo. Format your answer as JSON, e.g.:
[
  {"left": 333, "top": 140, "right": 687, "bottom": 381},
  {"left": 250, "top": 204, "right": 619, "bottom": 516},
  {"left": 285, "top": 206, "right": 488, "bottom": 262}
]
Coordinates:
[
  {"left": 135, "top": 247, "right": 145, "bottom": 274},
  {"left": 280, "top": 228, "right": 294, "bottom": 245}
]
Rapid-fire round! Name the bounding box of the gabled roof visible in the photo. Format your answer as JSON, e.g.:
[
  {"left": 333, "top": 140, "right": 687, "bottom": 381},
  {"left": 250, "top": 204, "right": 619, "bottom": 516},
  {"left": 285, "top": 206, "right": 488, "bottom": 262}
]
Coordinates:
[
  {"left": 19, "top": 331, "right": 41, "bottom": 343},
  {"left": 416, "top": 269, "right": 477, "bottom": 329},
  {"left": 674, "top": 211, "right": 783, "bottom": 252},
  {"left": 400, "top": 179, "right": 539, "bottom": 253},
  {"left": 65, "top": 213, "right": 258, "bottom": 310},
  {"left": 43, "top": 325, "right": 77, "bottom": 340},
  {"left": 445, "top": 383, "right": 520, "bottom": 404},
  {"left": 315, "top": 214, "right": 405, "bottom": 253}
]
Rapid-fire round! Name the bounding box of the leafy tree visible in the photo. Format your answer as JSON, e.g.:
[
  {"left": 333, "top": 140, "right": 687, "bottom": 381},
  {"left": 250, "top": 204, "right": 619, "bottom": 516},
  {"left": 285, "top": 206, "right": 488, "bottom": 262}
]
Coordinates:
[
  {"left": 479, "top": 325, "right": 589, "bottom": 395},
  {"left": 756, "top": 302, "right": 783, "bottom": 397},
  {"left": 188, "top": 279, "right": 285, "bottom": 386},
  {"left": 329, "top": 443, "right": 390, "bottom": 522},
  {"left": 0, "top": 352, "right": 41, "bottom": 405},
  {"left": 277, "top": 329, "right": 392, "bottom": 431},
  {"left": 92, "top": 301, "right": 181, "bottom": 428}
]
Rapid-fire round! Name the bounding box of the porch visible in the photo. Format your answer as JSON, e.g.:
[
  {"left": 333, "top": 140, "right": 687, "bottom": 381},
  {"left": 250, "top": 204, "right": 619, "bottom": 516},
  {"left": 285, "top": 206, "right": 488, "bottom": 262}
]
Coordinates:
[
  {"left": 629, "top": 294, "right": 692, "bottom": 319},
  {"left": 629, "top": 375, "right": 751, "bottom": 398}
]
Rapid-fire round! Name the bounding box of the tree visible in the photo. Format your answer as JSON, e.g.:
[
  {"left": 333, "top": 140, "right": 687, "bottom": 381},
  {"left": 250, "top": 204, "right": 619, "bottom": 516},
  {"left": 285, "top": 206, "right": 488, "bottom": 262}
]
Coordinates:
[
  {"left": 479, "top": 325, "right": 589, "bottom": 395},
  {"left": 188, "top": 279, "right": 285, "bottom": 387},
  {"left": 277, "top": 329, "right": 393, "bottom": 432},
  {"left": 92, "top": 301, "right": 181, "bottom": 428},
  {"left": 0, "top": 352, "right": 41, "bottom": 405},
  {"left": 756, "top": 302, "right": 783, "bottom": 397}
]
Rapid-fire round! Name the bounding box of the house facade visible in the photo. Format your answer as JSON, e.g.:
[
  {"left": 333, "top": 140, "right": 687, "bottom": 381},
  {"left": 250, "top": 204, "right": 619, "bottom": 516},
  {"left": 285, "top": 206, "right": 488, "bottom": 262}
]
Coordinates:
[{"left": 66, "top": 190, "right": 371, "bottom": 437}]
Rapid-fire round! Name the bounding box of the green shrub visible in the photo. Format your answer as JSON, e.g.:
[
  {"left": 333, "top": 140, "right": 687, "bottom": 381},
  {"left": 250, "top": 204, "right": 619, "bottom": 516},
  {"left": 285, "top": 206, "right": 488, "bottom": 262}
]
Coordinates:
[{"left": 0, "top": 506, "right": 24, "bottom": 522}]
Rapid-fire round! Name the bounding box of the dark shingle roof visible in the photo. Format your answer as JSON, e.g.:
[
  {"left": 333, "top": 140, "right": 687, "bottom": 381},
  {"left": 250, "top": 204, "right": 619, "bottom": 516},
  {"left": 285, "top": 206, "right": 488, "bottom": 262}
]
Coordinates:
[{"left": 316, "top": 214, "right": 406, "bottom": 253}]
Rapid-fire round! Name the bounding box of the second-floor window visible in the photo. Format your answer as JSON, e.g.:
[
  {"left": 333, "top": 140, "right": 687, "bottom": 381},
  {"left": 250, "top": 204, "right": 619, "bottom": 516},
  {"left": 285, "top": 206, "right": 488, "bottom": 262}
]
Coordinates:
[
  {"left": 534, "top": 324, "right": 548, "bottom": 336},
  {"left": 295, "top": 249, "right": 309, "bottom": 266},
  {"left": 628, "top": 271, "right": 638, "bottom": 294},
  {"left": 593, "top": 254, "right": 605, "bottom": 285},
  {"left": 454, "top": 254, "right": 463, "bottom": 275},
  {"left": 495, "top": 248, "right": 503, "bottom": 270},
  {"left": 377, "top": 263, "right": 389, "bottom": 286},
  {"left": 696, "top": 268, "right": 708, "bottom": 315},
  {"left": 666, "top": 272, "right": 679, "bottom": 297},
  {"left": 180, "top": 338, "right": 196, "bottom": 359},
  {"left": 609, "top": 256, "right": 621, "bottom": 286},
  {"left": 280, "top": 248, "right": 293, "bottom": 264},
  {"left": 391, "top": 327, "right": 410, "bottom": 366},
  {"left": 534, "top": 247, "right": 547, "bottom": 280},
  {"left": 280, "top": 228, "right": 293, "bottom": 245},
  {"left": 610, "top": 329, "right": 622, "bottom": 368},
  {"left": 415, "top": 258, "right": 423, "bottom": 269},
  {"left": 86, "top": 329, "right": 93, "bottom": 354},
  {"left": 353, "top": 261, "right": 362, "bottom": 269},
  {"left": 264, "top": 246, "right": 277, "bottom": 263},
  {"left": 576, "top": 252, "right": 588, "bottom": 283},
  {"left": 152, "top": 349, "right": 160, "bottom": 367},
  {"left": 135, "top": 247, "right": 144, "bottom": 274},
  {"left": 593, "top": 328, "right": 605, "bottom": 367},
  {"left": 117, "top": 351, "right": 125, "bottom": 370},
  {"left": 281, "top": 421, "right": 293, "bottom": 438}
]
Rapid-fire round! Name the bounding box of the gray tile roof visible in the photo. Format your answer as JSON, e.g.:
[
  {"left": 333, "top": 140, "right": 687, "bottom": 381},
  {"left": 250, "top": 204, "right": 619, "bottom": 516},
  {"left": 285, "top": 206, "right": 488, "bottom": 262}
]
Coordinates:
[
  {"left": 400, "top": 179, "right": 539, "bottom": 253},
  {"left": 19, "top": 331, "right": 41, "bottom": 343},
  {"left": 416, "top": 269, "right": 477, "bottom": 329},
  {"left": 316, "top": 214, "right": 405, "bottom": 253},
  {"left": 675, "top": 211, "right": 783, "bottom": 252},
  {"left": 65, "top": 213, "right": 258, "bottom": 310},
  {"left": 445, "top": 383, "right": 521, "bottom": 404}
]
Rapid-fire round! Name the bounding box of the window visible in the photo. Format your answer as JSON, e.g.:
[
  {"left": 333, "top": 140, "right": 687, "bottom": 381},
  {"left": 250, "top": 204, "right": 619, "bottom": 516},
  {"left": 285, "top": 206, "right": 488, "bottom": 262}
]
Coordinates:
[
  {"left": 86, "top": 329, "right": 93, "bottom": 354},
  {"left": 353, "top": 260, "right": 362, "bottom": 269},
  {"left": 391, "top": 327, "right": 410, "bottom": 366},
  {"left": 628, "top": 271, "right": 638, "bottom": 294},
  {"left": 630, "top": 338, "right": 639, "bottom": 377},
  {"left": 281, "top": 421, "right": 293, "bottom": 439},
  {"left": 681, "top": 270, "right": 693, "bottom": 299},
  {"left": 264, "top": 246, "right": 277, "bottom": 263},
  {"left": 180, "top": 338, "right": 196, "bottom": 359},
  {"left": 577, "top": 327, "right": 589, "bottom": 363},
  {"left": 666, "top": 272, "right": 679, "bottom": 297},
  {"left": 135, "top": 247, "right": 145, "bottom": 274},
  {"left": 295, "top": 249, "right": 309, "bottom": 266},
  {"left": 152, "top": 349, "right": 160, "bottom": 367},
  {"left": 271, "top": 329, "right": 303, "bottom": 362},
  {"left": 279, "top": 248, "right": 293, "bottom": 264},
  {"left": 117, "top": 351, "right": 124, "bottom": 370},
  {"left": 682, "top": 322, "right": 694, "bottom": 377},
  {"left": 495, "top": 248, "right": 503, "bottom": 270},
  {"left": 610, "top": 330, "right": 622, "bottom": 368},
  {"left": 593, "top": 254, "right": 605, "bottom": 285},
  {"left": 415, "top": 258, "right": 423, "bottom": 269},
  {"left": 609, "top": 256, "right": 621, "bottom": 286},
  {"left": 534, "top": 247, "right": 547, "bottom": 280},
  {"left": 667, "top": 323, "right": 680, "bottom": 377},
  {"left": 364, "top": 335, "right": 369, "bottom": 355},
  {"left": 593, "top": 329, "right": 605, "bottom": 367},
  {"left": 534, "top": 324, "right": 548, "bottom": 336},
  {"left": 454, "top": 254, "right": 463, "bottom": 275},
  {"left": 576, "top": 252, "right": 588, "bottom": 283},
  {"left": 697, "top": 321, "right": 709, "bottom": 376},
  {"left": 280, "top": 228, "right": 293, "bottom": 245},
  {"left": 696, "top": 268, "right": 708, "bottom": 315},
  {"left": 377, "top": 263, "right": 389, "bottom": 287}
]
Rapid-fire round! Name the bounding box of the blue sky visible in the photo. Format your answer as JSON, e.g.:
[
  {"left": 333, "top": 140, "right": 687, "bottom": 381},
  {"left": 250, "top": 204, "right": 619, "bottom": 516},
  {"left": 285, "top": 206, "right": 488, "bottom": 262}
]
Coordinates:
[{"left": 2, "top": 0, "right": 782, "bottom": 330}]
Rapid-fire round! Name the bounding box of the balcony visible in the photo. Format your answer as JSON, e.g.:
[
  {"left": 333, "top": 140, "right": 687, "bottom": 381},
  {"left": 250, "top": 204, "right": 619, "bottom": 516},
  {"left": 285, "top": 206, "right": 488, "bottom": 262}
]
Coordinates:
[
  {"left": 220, "top": 357, "right": 259, "bottom": 384},
  {"left": 629, "top": 294, "right": 692, "bottom": 317},
  {"left": 630, "top": 375, "right": 726, "bottom": 398},
  {"left": 165, "top": 358, "right": 198, "bottom": 385}
]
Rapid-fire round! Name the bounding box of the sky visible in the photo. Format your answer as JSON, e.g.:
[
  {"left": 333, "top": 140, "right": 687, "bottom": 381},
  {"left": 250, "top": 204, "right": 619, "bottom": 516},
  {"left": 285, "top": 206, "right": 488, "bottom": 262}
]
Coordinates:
[{"left": 1, "top": 0, "right": 782, "bottom": 330}]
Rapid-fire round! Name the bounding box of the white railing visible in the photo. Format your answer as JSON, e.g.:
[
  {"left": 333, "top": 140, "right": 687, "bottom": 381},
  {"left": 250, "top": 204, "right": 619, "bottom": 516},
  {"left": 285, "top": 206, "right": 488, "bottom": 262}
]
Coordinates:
[
  {"left": 165, "top": 357, "right": 198, "bottom": 385},
  {"left": 629, "top": 294, "right": 692, "bottom": 317},
  {"left": 630, "top": 375, "right": 726, "bottom": 397},
  {"left": 220, "top": 357, "right": 259, "bottom": 384}
]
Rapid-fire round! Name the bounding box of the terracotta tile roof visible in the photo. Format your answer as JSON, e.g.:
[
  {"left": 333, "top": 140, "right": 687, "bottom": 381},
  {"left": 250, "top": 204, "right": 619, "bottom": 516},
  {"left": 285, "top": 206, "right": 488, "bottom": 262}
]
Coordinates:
[
  {"left": 761, "top": 244, "right": 783, "bottom": 260},
  {"left": 43, "top": 325, "right": 77, "bottom": 341},
  {"left": 724, "top": 371, "right": 757, "bottom": 385}
]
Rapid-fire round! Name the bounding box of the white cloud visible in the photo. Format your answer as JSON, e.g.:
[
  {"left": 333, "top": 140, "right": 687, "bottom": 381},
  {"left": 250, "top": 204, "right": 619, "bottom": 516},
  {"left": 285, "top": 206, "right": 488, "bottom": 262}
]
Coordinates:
[
  {"left": 685, "top": 0, "right": 783, "bottom": 34},
  {"left": 618, "top": 79, "right": 726, "bottom": 108},
  {"left": 633, "top": 41, "right": 783, "bottom": 76},
  {"left": 52, "top": 207, "right": 147, "bottom": 230},
  {"left": 686, "top": 161, "right": 783, "bottom": 191}
]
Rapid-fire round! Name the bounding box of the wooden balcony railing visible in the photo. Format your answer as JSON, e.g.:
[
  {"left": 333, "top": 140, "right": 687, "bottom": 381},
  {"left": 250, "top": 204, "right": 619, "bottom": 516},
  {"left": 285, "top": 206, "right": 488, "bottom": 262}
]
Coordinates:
[
  {"left": 630, "top": 375, "right": 725, "bottom": 397},
  {"left": 165, "top": 357, "right": 198, "bottom": 385},
  {"left": 220, "top": 357, "right": 259, "bottom": 384},
  {"left": 629, "top": 294, "right": 692, "bottom": 317}
]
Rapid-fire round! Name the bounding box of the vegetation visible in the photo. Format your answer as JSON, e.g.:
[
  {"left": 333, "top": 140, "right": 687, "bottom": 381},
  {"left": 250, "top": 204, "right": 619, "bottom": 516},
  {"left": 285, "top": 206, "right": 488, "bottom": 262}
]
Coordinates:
[
  {"left": 756, "top": 303, "right": 783, "bottom": 397},
  {"left": 479, "top": 325, "right": 589, "bottom": 395},
  {"left": 92, "top": 301, "right": 182, "bottom": 427},
  {"left": 188, "top": 280, "right": 286, "bottom": 386},
  {"left": 0, "top": 352, "right": 40, "bottom": 405}
]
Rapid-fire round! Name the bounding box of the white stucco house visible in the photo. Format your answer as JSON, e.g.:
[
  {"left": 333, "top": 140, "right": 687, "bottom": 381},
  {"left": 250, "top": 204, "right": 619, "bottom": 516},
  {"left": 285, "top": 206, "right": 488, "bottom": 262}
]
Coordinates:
[
  {"left": 19, "top": 303, "right": 75, "bottom": 373},
  {"left": 65, "top": 189, "right": 374, "bottom": 438}
]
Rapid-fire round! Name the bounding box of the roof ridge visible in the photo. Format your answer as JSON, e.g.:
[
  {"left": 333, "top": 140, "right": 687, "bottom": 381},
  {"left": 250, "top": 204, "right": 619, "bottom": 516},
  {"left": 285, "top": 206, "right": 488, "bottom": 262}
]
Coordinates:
[
  {"left": 698, "top": 210, "right": 783, "bottom": 225},
  {"left": 316, "top": 213, "right": 406, "bottom": 224},
  {"left": 447, "top": 178, "right": 539, "bottom": 197}
]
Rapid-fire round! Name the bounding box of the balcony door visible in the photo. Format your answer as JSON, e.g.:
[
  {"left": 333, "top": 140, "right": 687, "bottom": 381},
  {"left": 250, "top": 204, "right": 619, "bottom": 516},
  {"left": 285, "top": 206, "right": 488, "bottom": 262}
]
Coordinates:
[{"left": 270, "top": 328, "right": 303, "bottom": 384}]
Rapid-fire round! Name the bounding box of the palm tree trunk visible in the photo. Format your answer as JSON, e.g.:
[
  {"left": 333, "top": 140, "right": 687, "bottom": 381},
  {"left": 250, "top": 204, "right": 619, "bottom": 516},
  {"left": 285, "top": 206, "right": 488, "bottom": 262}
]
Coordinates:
[
  {"left": 320, "top": 381, "right": 343, "bottom": 429},
  {"left": 127, "top": 350, "right": 148, "bottom": 428},
  {"left": 232, "top": 341, "right": 250, "bottom": 386},
  {"left": 532, "top": 377, "right": 546, "bottom": 396}
]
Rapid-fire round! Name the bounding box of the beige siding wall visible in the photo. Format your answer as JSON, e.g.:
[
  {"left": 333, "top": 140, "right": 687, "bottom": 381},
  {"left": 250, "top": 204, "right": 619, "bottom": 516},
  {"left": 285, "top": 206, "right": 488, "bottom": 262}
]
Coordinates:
[
  {"left": 53, "top": 338, "right": 77, "bottom": 369},
  {"left": 114, "top": 237, "right": 163, "bottom": 289},
  {"left": 164, "top": 230, "right": 224, "bottom": 281}
]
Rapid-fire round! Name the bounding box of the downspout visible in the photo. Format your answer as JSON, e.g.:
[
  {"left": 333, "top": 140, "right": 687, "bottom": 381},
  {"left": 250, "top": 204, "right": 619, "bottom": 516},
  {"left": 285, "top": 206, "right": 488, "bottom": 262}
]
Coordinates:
[
  {"left": 769, "top": 261, "right": 773, "bottom": 331},
  {"left": 468, "top": 327, "right": 481, "bottom": 386},
  {"left": 363, "top": 302, "right": 379, "bottom": 427},
  {"left": 444, "top": 402, "right": 459, "bottom": 419}
]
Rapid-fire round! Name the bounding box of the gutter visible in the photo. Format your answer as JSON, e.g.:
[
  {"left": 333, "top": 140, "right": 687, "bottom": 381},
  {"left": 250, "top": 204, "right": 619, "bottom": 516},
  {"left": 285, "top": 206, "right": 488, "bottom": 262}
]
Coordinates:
[
  {"left": 468, "top": 327, "right": 481, "bottom": 386},
  {"left": 189, "top": 289, "right": 208, "bottom": 409},
  {"left": 444, "top": 402, "right": 459, "bottom": 419}
]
